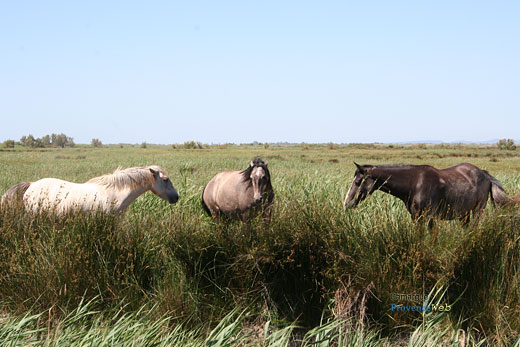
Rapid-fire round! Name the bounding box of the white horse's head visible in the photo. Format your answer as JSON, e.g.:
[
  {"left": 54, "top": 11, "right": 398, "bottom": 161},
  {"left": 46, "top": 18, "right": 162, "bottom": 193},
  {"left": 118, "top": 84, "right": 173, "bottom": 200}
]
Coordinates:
[{"left": 148, "top": 166, "right": 179, "bottom": 204}]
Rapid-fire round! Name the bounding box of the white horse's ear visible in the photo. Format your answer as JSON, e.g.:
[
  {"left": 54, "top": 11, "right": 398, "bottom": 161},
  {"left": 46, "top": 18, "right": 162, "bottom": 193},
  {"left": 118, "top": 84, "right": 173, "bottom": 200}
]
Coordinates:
[
  {"left": 264, "top": 160, "right": 268, "bottom": 166},
  {"left": 250, "top": 161, "right": 254, "bottom": 167}
]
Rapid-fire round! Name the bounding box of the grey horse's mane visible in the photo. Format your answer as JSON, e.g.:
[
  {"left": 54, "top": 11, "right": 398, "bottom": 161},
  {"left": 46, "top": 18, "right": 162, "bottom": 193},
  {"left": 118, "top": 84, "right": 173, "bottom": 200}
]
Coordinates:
[{"left": 87, "top": 166, "right": 159, "bottom": 190}]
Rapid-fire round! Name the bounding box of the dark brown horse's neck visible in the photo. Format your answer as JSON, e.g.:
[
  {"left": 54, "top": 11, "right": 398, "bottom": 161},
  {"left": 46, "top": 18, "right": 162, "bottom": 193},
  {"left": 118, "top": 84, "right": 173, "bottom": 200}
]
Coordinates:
[{"left": 370, "top": 167, "right": 415, "bottom": 203}]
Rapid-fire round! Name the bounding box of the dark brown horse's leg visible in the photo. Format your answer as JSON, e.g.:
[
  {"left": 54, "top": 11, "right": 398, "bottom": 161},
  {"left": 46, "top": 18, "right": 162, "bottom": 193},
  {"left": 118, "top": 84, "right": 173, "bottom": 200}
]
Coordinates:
[
  {"left": 459, "top": 214, "right": 471, "bottom": 227},
  {"left": 465, "top": 207, "right": 485, "bottom": 226},
  {"left": 411, "top": 211, "right": 434, "bottom": 230}
]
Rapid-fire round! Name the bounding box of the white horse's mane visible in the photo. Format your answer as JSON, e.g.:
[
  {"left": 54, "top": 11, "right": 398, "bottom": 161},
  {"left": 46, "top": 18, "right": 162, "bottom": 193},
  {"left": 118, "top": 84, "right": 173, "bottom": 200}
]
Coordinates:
[{"left": 87, "top": 166, "right": 163, "bottom": 190}]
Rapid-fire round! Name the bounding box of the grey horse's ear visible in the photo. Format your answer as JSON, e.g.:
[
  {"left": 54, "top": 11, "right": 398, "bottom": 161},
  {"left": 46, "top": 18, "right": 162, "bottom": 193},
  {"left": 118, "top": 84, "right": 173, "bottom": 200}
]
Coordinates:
[{"left": 264, "top": 160, "right": 268, "bottom": 166}]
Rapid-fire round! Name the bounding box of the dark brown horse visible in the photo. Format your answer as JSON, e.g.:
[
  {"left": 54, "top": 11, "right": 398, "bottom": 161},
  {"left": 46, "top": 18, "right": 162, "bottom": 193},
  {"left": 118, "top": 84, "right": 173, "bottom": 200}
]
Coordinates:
[
  {"left": 344, "top": 162, "right": 510, "bottom": 228},
  {"left": 201, "top": 157, "right": 274, "bottom": 222}
]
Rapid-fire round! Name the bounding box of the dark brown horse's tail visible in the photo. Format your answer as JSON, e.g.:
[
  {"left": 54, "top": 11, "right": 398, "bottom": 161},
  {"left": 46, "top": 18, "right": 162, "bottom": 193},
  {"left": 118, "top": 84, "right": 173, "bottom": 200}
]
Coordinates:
[
  {"left": 1, "top": 182, "right": 31, "bottom": 208},
  {"left": 201, "top": 186, "right": 212, "bottom": 216},
  {"left": 484, "top": 171, "right": 511, "bottom": 206}
]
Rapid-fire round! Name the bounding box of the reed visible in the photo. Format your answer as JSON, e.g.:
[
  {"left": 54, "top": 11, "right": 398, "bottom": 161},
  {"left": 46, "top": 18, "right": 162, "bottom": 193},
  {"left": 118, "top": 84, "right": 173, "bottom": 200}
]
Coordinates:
[{"left": 1, "top": 144, "right": 519, "bottom": 344}]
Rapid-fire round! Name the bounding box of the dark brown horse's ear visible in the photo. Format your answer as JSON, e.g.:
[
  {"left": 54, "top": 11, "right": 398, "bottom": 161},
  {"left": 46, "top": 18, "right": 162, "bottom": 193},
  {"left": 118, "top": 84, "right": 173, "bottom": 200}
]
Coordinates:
[
  {"left": 149, "top": 168, "right": 158, "bottom": 176},
  {"left": 353, "top": 162, "right": 365, "bottom": 174}
]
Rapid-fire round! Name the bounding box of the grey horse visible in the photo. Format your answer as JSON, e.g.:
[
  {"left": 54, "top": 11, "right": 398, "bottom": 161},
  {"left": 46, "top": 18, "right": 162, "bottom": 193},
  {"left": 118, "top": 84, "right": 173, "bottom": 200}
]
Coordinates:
[{"left": 201, "top": 157, "right": 274, "bottom": 223}]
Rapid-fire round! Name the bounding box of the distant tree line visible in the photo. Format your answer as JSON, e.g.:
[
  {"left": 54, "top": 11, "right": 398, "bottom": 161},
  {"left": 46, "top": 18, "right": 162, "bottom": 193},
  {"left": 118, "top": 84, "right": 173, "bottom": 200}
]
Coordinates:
[{"left": 3, "top": 133, "right": 76, "bottom": 148}]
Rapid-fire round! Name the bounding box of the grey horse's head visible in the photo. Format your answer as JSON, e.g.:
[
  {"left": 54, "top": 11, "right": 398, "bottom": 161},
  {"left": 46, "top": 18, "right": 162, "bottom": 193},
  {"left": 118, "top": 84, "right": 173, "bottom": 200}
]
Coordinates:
[{"left": 244, "top": 157, "right": 271, "bottom": 203}]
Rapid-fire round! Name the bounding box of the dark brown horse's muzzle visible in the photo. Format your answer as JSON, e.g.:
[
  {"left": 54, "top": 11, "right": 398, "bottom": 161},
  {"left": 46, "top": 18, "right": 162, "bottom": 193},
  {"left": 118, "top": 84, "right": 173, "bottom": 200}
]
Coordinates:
[{"left": 168, "top": 192, "right": 179, "bottom": 204}]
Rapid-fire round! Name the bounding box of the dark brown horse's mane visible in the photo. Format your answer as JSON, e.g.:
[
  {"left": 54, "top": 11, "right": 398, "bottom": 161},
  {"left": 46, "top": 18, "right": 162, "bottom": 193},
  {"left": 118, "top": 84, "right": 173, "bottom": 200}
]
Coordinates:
[
  {"left": 364, "top": 164, "right": 424, "bottom": 171},
  {"left": 240, "top": 157, "right": 271, "bottom": 186}
]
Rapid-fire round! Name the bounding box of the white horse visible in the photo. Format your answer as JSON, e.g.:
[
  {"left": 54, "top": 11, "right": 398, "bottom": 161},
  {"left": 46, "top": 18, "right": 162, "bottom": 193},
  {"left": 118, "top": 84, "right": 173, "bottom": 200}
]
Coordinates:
[{"left": 1, "top": 165, "right": 179, "bottom": 215}]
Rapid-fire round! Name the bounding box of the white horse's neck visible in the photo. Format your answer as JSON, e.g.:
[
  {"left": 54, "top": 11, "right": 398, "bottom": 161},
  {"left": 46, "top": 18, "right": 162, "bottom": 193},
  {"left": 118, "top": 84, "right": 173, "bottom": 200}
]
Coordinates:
[
  {"left": 109, "top": 184, "right": 152, "bottom": 213},
  {"left": 89, "top": 167, "right": 155, "bottom": 213}
]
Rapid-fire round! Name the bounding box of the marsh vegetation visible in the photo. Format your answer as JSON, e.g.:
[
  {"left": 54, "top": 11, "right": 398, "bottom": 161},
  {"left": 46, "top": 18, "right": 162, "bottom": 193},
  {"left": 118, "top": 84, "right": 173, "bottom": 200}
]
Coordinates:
[{"left": 1, "top": 144, "right": 520, "bottom": 345}]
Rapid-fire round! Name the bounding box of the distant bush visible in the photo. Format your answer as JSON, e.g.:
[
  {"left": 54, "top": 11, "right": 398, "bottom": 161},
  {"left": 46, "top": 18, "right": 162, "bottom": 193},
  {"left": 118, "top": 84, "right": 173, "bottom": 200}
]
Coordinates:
[
  {"left": 327, "top": 142, "right": 337, "bottom": 150},
  {"left": 216, "top": 143, "right": 234, "bottom": 150},
  {"left": 2, "top": 140, "right": 15, "bottom": 148},
  {"left": 347, "top": 143, "right": 376, "bottom": 149},
  {"left": 412, "top": 143, "right": 427, "bottom": 149},
  {"left": 51, "top": 133, "right": 75, "bottom": 148},
  {"left": 91, "top": 138, "right": 103, "bottom": 147},
  {"left": 140, "top": 142, "right": 147, "bottom": 148},
  {"left": 183, "top": 141, "right": 203, "bottom": 149},
  {"left": 497, "top": 139, "right": 516, "bottom": 150}
]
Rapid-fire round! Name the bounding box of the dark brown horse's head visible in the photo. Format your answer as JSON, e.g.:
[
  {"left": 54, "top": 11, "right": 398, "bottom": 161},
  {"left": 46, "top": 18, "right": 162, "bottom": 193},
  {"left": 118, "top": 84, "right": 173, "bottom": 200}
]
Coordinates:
[{"left": 344, "top": 162, "right": 378, "bottom": 209}]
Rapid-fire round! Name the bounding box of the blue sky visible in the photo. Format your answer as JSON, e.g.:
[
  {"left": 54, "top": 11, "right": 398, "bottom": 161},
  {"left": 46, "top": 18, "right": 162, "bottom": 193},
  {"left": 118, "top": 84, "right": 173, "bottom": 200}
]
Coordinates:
[{"left": 1, "top": 1, "right": 518, "bottom": 144}]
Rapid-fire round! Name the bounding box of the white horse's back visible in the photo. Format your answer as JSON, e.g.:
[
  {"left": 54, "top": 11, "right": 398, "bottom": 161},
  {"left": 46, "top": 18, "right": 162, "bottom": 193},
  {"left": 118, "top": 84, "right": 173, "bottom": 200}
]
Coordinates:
[{"left": 24, "top": 178, "right": 108, "bottom": 214}]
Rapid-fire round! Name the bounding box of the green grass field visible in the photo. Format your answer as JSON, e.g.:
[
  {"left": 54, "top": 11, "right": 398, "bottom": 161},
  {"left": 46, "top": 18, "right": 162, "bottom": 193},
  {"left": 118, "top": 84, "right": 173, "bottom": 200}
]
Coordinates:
[{"left": 1, "top": 144, "right": 520, "bottom": 345}]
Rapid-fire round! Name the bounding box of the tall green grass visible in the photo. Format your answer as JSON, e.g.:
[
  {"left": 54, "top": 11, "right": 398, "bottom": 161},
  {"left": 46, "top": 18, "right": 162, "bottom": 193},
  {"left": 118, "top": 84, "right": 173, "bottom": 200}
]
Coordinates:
[
  {"left": 1, "top": 145, "right": 520, "bottom": 344},
  {"left": 1, "top": 295, "right": 518, "bottom": 346}
]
